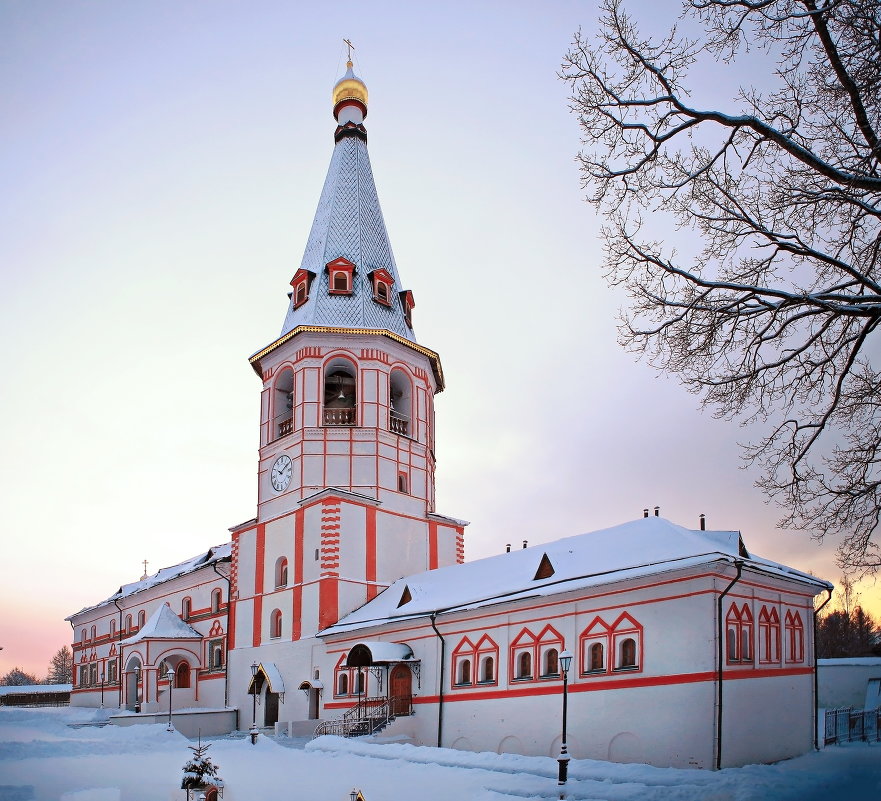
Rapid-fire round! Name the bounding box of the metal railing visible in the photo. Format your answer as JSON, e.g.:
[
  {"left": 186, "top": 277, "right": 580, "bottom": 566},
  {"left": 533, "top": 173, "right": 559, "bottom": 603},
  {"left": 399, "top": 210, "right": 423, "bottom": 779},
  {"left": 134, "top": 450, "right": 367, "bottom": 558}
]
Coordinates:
[
  {"left": 314, "top": 695, "right": 408, "bottom": 738},
  {"left": 824, "top": 707, "right": 881, "bottom": 745},
  {"left": 277, "top": 417, "right": 293, "bottom": 438}
]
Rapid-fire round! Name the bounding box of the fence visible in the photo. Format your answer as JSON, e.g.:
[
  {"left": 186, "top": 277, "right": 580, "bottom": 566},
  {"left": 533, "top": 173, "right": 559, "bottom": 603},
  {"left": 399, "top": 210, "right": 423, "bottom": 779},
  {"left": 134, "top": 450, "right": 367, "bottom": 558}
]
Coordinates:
[
  {"left": 0, "top": 691, "right": 70, "bottom": 708},
  {"left": 824, "top": 707, "right": 881, "bottom": 745}
]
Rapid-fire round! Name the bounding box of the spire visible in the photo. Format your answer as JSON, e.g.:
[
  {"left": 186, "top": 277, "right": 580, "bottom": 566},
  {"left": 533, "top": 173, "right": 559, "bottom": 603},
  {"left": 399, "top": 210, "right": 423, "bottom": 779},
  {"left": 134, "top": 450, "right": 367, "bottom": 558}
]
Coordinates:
[{"left": 278, "top": 58, "right": 416, "bottom": 343}]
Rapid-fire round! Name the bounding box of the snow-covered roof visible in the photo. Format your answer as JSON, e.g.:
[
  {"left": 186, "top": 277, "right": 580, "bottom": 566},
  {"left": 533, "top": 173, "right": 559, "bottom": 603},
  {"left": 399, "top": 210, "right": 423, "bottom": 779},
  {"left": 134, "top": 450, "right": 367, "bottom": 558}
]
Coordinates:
[
  {"left": 67, "top": 543, "right": 231, "bottom": 619},
  {"left": 346, "top": 641, "right": 414, "bottom": 665},
  {"left": 818, "top": 658, "right": 881, "bottom": 667},
  {"left": 322, "top": 517, "right": 832, "bottom": 636},
  {"left": 119, "top": 604, "right": 201, "bottom": 644},
  {"left": 0, "top": 684, "right": 71, "bottom": 696}
]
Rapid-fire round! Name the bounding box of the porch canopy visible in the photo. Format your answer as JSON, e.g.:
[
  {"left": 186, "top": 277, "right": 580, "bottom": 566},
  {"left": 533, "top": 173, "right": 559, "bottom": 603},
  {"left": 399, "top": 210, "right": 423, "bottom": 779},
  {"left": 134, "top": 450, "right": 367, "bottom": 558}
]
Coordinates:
[
  {"left": 345, "top": 641, "right": 413, "bottom": 667},
  {"left": 247, "top": 662, "right": 285, "bottom": 697}
]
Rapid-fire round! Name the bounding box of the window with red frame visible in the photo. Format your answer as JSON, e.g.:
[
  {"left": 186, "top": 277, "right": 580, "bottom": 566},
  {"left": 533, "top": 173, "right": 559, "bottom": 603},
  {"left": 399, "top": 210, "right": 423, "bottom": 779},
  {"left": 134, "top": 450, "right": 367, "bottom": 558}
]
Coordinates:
[
  {"left": 726, "top": 603, "right": 754, "bottom": 663},
  {"left": 579, "top": 612, "right": 643, "bottom": 675},
  {"left": 270, "top": 609, "right": 282, "bottom": 639},
  {"left": 759, "top": 606, "right": 781, "bottom": 663},
  {"left": 510, "top": 625, "right": 565, "bottom": 682},
  {"left": 785, "top": 610, "right": 804, "bottom": 662},
  {"left": 452, "top": 635, "right": 499, "bottom": 688}
]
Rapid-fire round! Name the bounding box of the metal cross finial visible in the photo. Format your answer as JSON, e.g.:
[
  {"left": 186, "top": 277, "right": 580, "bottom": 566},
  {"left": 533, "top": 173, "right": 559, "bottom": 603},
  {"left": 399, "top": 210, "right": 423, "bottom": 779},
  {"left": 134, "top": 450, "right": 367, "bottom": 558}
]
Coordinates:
[
  {"left": 141, "top": 559, "right": 148, "bottom": 579},
  {"left": 343, "top": 38, "right": 355, "bottom": 61}
]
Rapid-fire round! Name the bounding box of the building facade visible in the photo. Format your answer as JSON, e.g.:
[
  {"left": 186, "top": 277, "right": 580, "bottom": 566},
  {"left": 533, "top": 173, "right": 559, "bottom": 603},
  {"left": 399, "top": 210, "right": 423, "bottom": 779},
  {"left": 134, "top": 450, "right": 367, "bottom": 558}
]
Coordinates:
[{"left": 66, "top": 61, "right": 832, "bottom": 769}]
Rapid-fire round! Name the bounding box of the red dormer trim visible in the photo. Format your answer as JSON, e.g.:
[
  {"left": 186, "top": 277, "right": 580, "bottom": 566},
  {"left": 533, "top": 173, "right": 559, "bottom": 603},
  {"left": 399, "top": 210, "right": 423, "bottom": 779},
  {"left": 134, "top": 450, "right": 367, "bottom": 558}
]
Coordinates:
[
  {"left": 368, "top": 268, "right": 394, "bottom": 307},
  {"left": 399, "top": 289, "right": 415, "bottom": 328},
  {"left": 290, "top": 268, "right": 316, "bottom": 309},
  {"left": 326, "top": 257, "right": 356, "bottom": 295}
]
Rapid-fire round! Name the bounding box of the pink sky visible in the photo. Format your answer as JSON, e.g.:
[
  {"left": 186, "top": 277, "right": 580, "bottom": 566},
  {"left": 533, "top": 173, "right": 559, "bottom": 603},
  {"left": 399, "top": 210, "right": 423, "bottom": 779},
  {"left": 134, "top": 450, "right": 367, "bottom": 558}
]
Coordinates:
[{"left": 1, "top": 0, "right": 875, "bottom": 679}]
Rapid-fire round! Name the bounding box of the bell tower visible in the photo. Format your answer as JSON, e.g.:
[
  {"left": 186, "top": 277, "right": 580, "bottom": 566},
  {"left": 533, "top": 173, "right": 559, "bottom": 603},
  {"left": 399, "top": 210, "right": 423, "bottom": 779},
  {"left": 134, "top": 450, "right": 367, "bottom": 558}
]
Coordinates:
[{"left": 231, "top": 60, "right": 465, "bottom": 649}]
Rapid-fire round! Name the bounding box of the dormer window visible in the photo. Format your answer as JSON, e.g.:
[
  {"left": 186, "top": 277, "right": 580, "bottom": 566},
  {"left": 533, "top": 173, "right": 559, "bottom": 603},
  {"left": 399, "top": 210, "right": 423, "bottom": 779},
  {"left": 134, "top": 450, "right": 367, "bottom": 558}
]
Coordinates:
[
  {"left": 326, "top": 257, "right": 355, "bottom": 295},
  {"left": 399, "top": 290, "right": 415, "bottom": 329},
  {"left": 290, "top": 268, "right": 316, "bottom": 310},
  {"left": 369, "top": 268, "right": 394, "bottom": 307}
]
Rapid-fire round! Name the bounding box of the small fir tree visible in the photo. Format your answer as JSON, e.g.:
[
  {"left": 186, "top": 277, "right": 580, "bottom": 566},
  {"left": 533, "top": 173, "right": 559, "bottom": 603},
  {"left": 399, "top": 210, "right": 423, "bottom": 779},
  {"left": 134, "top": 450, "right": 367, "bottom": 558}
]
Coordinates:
[{"left": 180, "top": 738, "right": 221, "bottom": 796}]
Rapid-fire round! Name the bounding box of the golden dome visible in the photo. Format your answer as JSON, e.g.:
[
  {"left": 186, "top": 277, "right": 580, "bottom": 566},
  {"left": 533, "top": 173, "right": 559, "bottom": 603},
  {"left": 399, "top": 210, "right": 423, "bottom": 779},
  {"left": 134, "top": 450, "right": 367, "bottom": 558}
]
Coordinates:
[{"left": 332, "top": 61, "right": 368, "bottom": 111}]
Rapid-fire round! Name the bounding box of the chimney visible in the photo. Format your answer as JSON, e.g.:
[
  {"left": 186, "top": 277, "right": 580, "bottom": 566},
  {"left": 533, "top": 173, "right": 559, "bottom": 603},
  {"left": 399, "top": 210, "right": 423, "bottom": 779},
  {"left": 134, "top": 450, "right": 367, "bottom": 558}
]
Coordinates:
[
  {"left": 506, "top": 544, "right": 511, "bottom": 553},
  {"left": 643, "top": 508, "right": 649, "bottom": 518},
  {"left": 700, "top": 514, "right": 706, "bottom": 531},
  {"left": 522, "top": 540, "right": 528, "bottom": 549},
  {"left": 654, "top": 506, "right": 660, "bottom": 517}
]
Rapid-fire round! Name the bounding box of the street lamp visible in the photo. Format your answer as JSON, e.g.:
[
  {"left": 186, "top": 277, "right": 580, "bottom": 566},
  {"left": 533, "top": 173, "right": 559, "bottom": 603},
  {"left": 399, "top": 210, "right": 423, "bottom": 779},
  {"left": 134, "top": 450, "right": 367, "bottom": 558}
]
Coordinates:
[
  {"left": 557, "top": 649, "right": 573, "bottom": 789},
  {"left": 249, "top": 661, "right": 259, "bottom": 744},
  {"left": 166, "top": 667, "right": 175, "bottom": 731},
  {"left": 100, "top": 670, "right": 105, "bottom": 708}
]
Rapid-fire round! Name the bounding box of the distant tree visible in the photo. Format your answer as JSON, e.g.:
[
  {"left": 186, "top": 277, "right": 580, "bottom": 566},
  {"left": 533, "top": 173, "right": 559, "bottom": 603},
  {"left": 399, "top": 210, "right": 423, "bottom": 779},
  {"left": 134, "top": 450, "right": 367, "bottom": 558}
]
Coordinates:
[
  {"left": 817, "top": 578, "right": 880, "bottom": 657},
  {"left": 46, "top": 646, "right": 73, "bottom": 685},
  {"left": 562, "top": 0, "right": 881, "bottom": 572},
  {"left": 1, "top": 667, "right": 40, "bottom": 686}
]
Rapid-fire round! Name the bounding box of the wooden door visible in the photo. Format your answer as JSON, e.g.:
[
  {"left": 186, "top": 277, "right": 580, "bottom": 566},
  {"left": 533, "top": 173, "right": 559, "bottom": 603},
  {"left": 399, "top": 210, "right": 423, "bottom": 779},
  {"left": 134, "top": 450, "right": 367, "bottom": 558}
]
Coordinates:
[
  {"left": 389, "top": 664, "right": 412, "bottom": 716},
  {"left": 265, "top": 691, "right": 279, "bottom": 727}
]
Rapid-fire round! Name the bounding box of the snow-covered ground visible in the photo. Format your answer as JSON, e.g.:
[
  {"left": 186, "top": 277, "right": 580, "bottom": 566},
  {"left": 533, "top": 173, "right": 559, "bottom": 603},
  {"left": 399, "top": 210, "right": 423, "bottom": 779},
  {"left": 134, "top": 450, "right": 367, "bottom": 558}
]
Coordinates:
[{"left": 0, "top": 706, "right": 878, "bottom": 801}]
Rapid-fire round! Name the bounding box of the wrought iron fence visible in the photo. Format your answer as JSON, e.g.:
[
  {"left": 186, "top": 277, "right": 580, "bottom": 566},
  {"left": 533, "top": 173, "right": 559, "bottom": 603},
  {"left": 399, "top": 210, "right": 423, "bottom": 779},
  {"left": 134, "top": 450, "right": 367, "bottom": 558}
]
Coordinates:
[{"left": 824, "top": 707, "right": 881, "bottom": 745}]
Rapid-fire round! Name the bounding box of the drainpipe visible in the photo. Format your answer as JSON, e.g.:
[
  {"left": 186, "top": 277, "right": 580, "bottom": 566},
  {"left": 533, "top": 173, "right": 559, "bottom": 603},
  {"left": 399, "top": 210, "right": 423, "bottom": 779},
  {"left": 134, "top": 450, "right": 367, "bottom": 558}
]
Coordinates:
[
  {"left": 716, "top": 559, "right": 743, "bottom": 770},
  {"left": 813, "top": 587, "right": 833, "bottom": 750},
  {"left": 212, "top": 560, "right": 233, "bottom": 708},
  {"left": 429, "top": 612, "right": 446, "bottom": 749},
  {"left": 113, "top": 598, "right": 125, "bottom": 708}
]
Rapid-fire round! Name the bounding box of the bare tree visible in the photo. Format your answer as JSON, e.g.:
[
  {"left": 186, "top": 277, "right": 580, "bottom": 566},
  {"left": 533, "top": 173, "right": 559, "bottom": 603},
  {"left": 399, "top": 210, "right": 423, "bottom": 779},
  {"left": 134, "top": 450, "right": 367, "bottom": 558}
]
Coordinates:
[
  {"left": 561, "top": 0, "right": 881, "bottom": 571},
  {"left": 1, "top": 667, "right": 40, "bottom": 686}
]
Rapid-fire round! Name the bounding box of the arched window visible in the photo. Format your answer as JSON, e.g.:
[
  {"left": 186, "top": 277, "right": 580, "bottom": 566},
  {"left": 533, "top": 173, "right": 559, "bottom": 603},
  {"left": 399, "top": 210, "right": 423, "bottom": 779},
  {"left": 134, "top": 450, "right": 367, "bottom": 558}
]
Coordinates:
[
  {"left": 275, "top": 557, "right": 289, "bottom": 589},
  {"left": 457, "top": 659, "right": 471, "bottom": 686},
  {"left": 389, "top": 369, "right": 413, "bottom": 437},
  {"left": 759, "top": 606, "right": 781, "bottom": 663},
  {"left": 137, "top": 611, "right": 145, "bottom": 630},
  {"left": 785, "top": 610, "right": 804, "bottom": 663},
  {"left": 517, "top": 651, "right": 532, "bottom": 679},
  {"left": 181, "top": 598, "right": 191, "bottom": 620},
  {"left": 176, "top": 662, "right": 191, "bottom": 689},
  {"left": 333, "top": 271, "right": 349, "bottom": 292},
  {"left": 272, "top": 367, "right": 295, "bottom": 441},
  {"left": 295, "top": 282, "right": 306, "bottom": 306},
  {"left": 620, "top": 638, "right": 637, "bottom": 668},
  {"left": 211, "top": 588, "right": 222, "bottom": 613},
  {"left": 124, "top": 615, "right": 132, "bottom": 633},
  {"left": 80, "top": 628, "right": 86, "bottom": 644},
  {"left": 110, "top": 619, "right": 117, "bottom": 638},
  {"left": 355, "top": 670, "right": 365, "bottom": 695},
  {"left": 481, "top": 656, "right": 495, "bottom": 683},
  {"left": 270, "top": 609, "right": 282, "bottom": 639},
  {"left": 726, "top": 603, "right": 753, "bottom": 663},
  {"left": 323, "top": 359, "right": 357, "bottom": 426},
  {"left": 338, "top": 673, "right": 349, "bottom": 695},
  {"left": 543, "top": 648, "right": 559, "bottom": 677},
  {"left": 589, "top": 642, "right": 604, "bottom": 672},
  {"left": 90, "top": 625, "right": 96, "bottom": 641}
]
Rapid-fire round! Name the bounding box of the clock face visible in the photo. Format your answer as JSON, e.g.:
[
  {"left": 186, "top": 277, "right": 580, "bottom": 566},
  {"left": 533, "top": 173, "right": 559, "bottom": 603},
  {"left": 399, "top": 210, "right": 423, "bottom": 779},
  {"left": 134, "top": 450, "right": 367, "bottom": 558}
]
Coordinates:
[{"left": 270, "top": 455, "right": 292, "bottom": 492}]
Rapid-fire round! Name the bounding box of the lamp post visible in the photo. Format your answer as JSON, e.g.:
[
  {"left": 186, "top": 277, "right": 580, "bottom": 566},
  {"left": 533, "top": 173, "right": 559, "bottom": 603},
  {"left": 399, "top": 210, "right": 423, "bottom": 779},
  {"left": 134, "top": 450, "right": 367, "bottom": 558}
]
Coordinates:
[
  {"left": 249, "top": 660, "right": 259, "bottom": 744},
  {"left": 166, "top": 667, "right": 175, "bottom": 731},
  {"left": 100, "top": 670, "right": 105, "bottom": 708},
  {"left": 133, "top": 665, "right": 141, "bottom": 713},
  {"left": 557, "top": 649, "right": 573, "bottom": 789}
]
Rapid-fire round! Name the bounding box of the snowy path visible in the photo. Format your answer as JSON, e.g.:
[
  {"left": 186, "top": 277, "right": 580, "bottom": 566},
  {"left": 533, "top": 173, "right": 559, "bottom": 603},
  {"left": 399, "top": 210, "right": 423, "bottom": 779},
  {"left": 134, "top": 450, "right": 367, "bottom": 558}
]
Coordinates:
[{"left": 0, "top": 707, "right": 878, "bottom": 801}]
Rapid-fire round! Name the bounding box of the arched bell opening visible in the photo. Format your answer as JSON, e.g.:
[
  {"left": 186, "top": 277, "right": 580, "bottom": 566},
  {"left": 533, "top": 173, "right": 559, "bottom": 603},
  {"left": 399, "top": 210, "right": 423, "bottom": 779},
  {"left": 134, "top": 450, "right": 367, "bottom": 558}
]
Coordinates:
[
  {"left": 389, "top": 368, "right": 412, "bottom": 437},
  {"left": 273, "top": 367, "right": 295, "bottom": 440},
  {"left": 323, "top": 358, "right": 357, "bottom": 426}
]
